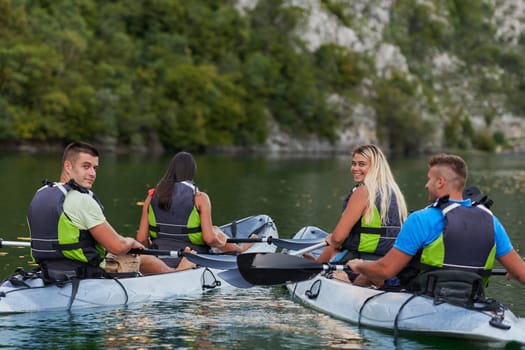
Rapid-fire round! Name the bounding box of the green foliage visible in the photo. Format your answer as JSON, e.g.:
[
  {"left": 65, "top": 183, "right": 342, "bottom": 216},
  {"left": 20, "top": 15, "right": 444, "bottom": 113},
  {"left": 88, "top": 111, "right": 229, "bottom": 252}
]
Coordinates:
[
  {"left": 160, "top": 63, "right": 248, "bottom": 148},
  {"left": 314, "top": 44, "right": 366, "bottom": 91},
  {"left": 373, "top": 72, "right": 435, "bottom": 155},
  {"left": 1, "top": 0, "right": 522, "bottom": 153},
  {"left": 320, "top": 0, "right": 352, "bottom": 27},
  {"left": 472, "top": 130, "right": 496, "bottom": 152},
  {"left": 492, "top": 130, "right": 506, "bottom": 146},
  {"left": 244, "top": 1, "right": 344, "bottom": 140},
  {"left": 446, "top": 0, "right": 498, "bottom": 66},
  {"left": 388, "top": 1, "right": 448, "bottom": 60},
  {"left": 384, "top": 0, "right": 525, "bottom": 154},
  {"left": 1, "top": 0, "right": 360, "bottom": 150},
  {"left": 0, "top": 98, "right": 17, "bottom": 141},
  {"left": 444, "top": 111, "right": 472, "bottom": 149}
]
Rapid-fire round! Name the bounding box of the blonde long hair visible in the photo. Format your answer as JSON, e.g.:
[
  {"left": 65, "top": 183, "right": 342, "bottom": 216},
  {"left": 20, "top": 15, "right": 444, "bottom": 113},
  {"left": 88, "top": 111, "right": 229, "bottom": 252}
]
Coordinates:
[{"left": 353, "top": 144, "right": 408, "bottom": 224}]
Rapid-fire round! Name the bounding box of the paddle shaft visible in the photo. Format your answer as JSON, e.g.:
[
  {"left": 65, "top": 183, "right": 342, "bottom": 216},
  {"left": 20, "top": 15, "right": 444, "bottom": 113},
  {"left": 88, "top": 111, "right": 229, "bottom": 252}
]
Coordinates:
[
  {"left": 492, "top": 268, "right": 507, "bottom": 276},
  {"left": 289, "top": 241, "right": 328, "bottom": 256},
  {"left": 0, "top": 242, "right": 194, "bottom": 258},
  {"left": 237, "top": 252, "right": 511, "bottom": 286},
  {"left": 286, "top": 263, "right": 509, "bottom": 276},
  {"left": 127, "top": 248, "right": 237, "bottom": 270},
  {"left": 0, "top": 241, "right": 237, "bottom": 269},
  {"left": 0, "top": 240, "right": 509, "bottom": 276},
  {"left": 0, "top": 241, "right": 183, "bottom": 256},
  {"left": 227, "top": 237, "right": 325, "bottom": 250},
  {"left": 0, "top": 240, "right": 30, "bottom": 248},
  {"left": 128, "top": 248, "right": 181, "bottom": 257}
]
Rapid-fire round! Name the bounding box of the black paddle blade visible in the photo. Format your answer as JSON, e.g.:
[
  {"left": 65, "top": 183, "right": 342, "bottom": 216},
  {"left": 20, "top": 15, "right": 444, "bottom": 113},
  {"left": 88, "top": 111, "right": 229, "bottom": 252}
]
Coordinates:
[
  {"left": 463, "top": 186, "right": 482, "bottom": 202},
  {"left": 218, "top": 269, "right": 254, "bottom": 289},
  {"left": 462, "top": 186, "right": 494, "bottom": 209},
  {"left": 237, "top": 253, "right": 324, "bottom": 286}
]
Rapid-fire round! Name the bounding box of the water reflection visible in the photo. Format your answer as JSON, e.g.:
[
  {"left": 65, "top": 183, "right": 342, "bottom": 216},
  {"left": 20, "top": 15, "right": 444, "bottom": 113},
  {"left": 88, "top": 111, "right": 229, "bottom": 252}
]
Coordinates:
[
  {"left": 2, "top": 285, "right": 506, "bottom": 350},
  {"left": 0, "top": 287, "right": 367, "bottom": 350}
]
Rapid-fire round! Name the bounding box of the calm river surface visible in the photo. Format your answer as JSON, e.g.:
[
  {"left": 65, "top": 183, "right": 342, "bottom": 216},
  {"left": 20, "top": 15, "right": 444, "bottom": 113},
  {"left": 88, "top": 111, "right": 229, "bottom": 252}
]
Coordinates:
[{"left": 0, "top": 152, "right": 524, "bottom": 349}]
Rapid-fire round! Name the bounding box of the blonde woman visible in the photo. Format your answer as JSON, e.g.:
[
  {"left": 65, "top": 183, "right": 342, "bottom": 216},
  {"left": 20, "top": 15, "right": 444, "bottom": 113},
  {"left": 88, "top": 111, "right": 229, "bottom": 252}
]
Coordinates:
[{"left": 316, "top": 144, "right": 408, "bottom": 271}]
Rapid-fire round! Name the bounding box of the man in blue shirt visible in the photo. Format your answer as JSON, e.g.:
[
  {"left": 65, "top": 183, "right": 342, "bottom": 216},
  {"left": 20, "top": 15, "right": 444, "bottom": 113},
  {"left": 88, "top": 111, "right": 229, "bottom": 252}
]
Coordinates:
[{"left": 347, "top": 153, "right": 525, "bottom": 286}]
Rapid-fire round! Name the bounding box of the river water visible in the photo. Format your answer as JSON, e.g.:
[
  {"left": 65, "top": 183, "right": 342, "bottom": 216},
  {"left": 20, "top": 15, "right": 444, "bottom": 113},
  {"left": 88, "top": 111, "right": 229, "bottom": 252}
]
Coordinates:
[{"left": 0, "top": 152, "right": 524, "bottom": 349}]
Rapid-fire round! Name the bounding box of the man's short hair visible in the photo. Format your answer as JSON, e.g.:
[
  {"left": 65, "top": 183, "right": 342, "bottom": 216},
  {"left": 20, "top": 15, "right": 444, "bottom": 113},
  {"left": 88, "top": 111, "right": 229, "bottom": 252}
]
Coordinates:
[
  {"left": 62, "top": 142, "right": 99, "bottom": 163},
  {"left": 428, "top": 153, "right": 468, "bottom": 188}
]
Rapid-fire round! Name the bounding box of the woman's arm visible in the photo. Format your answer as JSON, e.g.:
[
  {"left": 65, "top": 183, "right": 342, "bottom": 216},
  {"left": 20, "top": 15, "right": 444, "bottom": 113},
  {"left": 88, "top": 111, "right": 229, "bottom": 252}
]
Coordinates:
[
  {"left": 194, "top": 191, "right": 226, "bottom": 248},
  {"left": 316, "top": 186, "right": 369, "bottom": 263},
  {"left": 136, "top": 195, "right": 152, "bottom": 246},
  {"left": 329, "top": 185, "right": 369, "bottom": 247}
]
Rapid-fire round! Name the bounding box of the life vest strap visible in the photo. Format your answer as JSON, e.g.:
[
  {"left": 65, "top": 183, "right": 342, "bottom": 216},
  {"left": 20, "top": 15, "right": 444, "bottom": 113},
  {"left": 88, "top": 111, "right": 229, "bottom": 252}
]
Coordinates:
[
  {"left": 149, "top": 225, "right": 201, "bottom": 235},
  {"left": 358, "top": 227, "right": 387, "bottom": 235},
  {"left": 52, "top": 240, "right": 94, "bottom": 251}
]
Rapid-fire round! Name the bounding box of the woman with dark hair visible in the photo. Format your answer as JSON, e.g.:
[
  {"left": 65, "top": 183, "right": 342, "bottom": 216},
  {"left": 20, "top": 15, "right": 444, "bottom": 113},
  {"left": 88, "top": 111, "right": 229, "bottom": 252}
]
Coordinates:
[{"left": 136, "top": 152, "right": 253, "bottom": 273}]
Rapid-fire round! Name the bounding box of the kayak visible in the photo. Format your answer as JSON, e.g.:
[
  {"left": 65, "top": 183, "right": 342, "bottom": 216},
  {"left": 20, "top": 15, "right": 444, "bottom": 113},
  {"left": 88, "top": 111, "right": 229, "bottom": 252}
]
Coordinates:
[
  {"left": 282, "top": 226, "right": 525, "bottom": 346},
  {"left": 0, "top": 214, "right": 278, "bottom": 313}
]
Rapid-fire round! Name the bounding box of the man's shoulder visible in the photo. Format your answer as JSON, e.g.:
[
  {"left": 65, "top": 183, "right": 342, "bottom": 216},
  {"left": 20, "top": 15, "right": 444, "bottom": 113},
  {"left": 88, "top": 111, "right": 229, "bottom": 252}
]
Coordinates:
[
  {"left": 409, "top": 205, "right": 440, "bottom": 217},
  {"left": 64, "top": 189, "right": 98, "bottom": 208},
  {"left": 405, "top": 205, "right": 443, "bottom": 226},
  {"left": 65, "top": 188, "right": 95, "bottom": 199}
]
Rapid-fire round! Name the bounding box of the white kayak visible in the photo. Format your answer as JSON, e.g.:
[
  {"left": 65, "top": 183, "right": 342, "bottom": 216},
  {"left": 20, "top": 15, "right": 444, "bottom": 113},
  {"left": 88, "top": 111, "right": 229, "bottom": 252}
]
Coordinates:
[
  {"left": 0, "top": 214, "right": 278, "bottom": 313},
  {"left": 283, "top": 226, "right": 525, "bottom": 346}
]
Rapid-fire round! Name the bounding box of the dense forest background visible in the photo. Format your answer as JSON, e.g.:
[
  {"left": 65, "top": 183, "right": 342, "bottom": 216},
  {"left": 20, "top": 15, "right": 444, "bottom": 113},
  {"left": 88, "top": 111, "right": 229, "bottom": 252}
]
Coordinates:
[{"left": 1, "top": 0, "right": 525, "bottom": 154}]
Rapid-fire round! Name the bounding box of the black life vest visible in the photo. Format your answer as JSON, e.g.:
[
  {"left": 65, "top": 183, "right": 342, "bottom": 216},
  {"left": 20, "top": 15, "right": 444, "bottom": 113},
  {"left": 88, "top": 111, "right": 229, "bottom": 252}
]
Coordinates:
[
  {"left": 148, "top": 181, "right": 207, "bottom": 253},
  {"left": 340, "top": 185, "right": 402, "bottom": 258},
  {"left": 400, "top": 197, "right": 496, "bottom": 288},
  {"left": 28, "top": 180, "right": 105, "bottom": 268}
]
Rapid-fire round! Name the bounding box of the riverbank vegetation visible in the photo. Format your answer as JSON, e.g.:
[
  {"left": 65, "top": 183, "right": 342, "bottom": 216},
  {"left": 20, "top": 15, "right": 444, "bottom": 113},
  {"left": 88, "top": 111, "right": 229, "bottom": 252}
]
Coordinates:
[{"left": 1, "top": 0, "right": 524, "bottom": 154}]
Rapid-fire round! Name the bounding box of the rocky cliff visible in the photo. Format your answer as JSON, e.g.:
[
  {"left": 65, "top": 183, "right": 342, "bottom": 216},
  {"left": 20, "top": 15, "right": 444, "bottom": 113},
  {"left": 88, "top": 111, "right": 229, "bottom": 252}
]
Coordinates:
[{"left": 237, "top": 0, "right": 525, "bottom": 155}]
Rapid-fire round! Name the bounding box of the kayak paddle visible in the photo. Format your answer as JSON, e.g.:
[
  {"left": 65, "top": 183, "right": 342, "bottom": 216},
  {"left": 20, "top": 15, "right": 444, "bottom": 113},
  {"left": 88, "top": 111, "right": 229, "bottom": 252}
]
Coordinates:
[
  {"left": 0, "top": 240, "right": 238, "bottom": 270},
  {"left": 237, "top": 252, "right": 351, "bottom": 285},
  {"left": 217, "top": 268, "right": 255, "bottom": 289},
  {"left": 0, "top": 240, "right": 30, "bottom": 248},
  {"left": 127, "top": 248, "right": 237, "bottom": 270},
  {"left": 217, "top": 240, "right": 329, "bottom": 288},
  {"left": 226, "top": 237, "right": 325, "bottom": 250},
  {"left": 288, "top": 240, "right": 327, "bottom": 256},
  {"left": 236, "top": 252, "right": 509, "bottom": 286}
]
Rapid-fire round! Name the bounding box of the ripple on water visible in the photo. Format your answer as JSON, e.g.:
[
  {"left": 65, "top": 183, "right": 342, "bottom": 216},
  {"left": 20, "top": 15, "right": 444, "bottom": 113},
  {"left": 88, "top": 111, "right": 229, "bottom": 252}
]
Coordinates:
[{"left": 1, "top": 279, "right": 521, "bottom": 349}]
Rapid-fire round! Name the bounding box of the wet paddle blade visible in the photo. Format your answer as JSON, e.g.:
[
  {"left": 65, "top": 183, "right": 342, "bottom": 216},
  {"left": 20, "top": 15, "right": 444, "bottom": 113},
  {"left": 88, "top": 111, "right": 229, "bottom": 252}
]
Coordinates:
[
  {"left": 218, "top": 269, "right": 254, "bottom": 288},
  {"left": 183, "top": 253, "right": 238, "bottom": 270},
  {"left": 463, "top": 186, "right": 482, "bottom": 202},
  {"left": 237, "top": 253, "right": 324, "bottom": 285}
]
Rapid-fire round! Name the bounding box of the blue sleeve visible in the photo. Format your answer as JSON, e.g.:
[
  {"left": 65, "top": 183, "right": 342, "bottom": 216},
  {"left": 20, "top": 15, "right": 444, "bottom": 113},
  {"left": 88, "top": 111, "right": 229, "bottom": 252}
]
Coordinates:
[
  {"left": 394, "top": 208, "right": 444, "bottom": 256},
  {"left": 493, "top": 216, "right": 513, "bottom": 258}
]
